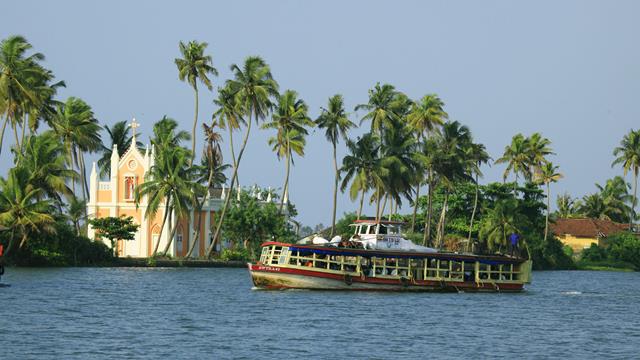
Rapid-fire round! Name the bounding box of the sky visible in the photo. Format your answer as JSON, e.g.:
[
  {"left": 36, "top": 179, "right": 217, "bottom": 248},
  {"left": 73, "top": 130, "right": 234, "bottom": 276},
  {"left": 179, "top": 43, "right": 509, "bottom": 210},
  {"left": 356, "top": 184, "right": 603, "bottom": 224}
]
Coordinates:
[{"left": 3, "top": 0, "right": 640, "bottom": 228}]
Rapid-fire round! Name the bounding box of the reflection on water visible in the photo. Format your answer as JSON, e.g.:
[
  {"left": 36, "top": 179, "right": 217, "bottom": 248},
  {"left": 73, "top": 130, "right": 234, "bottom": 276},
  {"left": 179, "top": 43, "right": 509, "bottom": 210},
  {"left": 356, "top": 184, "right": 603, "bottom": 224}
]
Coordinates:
[{"left": 1, "top": 268, "right": 639, "bottom": 359}]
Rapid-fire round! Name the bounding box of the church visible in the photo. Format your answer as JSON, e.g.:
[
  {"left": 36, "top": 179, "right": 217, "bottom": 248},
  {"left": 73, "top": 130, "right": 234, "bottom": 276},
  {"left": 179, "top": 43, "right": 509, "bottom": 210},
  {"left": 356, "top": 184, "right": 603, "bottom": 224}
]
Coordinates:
[{"left": 87, "top": 119, "right": 225, "bottom": 258}]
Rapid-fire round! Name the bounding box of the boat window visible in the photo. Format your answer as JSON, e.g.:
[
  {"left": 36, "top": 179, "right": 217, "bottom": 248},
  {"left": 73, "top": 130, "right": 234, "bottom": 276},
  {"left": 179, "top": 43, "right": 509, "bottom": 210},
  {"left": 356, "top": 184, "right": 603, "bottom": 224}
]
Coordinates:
[
  {"left": 379, "top": 225, "right": 387, "bottom": 234},
  {"left": 367, "top": 225, "right": 376, "bottom": 234}
]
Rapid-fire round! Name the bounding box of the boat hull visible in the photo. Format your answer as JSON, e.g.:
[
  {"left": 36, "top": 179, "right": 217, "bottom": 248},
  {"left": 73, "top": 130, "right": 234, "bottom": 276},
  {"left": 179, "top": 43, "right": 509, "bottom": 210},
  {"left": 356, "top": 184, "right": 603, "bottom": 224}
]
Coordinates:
[{"left": 248, "top": 263, "right": 524, "bottom": 292}]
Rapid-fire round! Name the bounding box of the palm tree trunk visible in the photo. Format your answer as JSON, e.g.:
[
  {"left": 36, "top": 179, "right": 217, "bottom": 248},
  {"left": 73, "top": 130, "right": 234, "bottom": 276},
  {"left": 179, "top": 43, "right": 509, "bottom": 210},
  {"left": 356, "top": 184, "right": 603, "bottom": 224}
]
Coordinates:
[
  {"left": 388, "top": 196, "right": 393, "bottom": 221},
  {"left": 208, "top": 110, "right": 254, "bottom": 257},
  {"left": 20, "top": 114, "right": 27, "bottom": 152},
  {"left": 468, "top": 174, "right": 480, "bottom": 250},
  {"left": 228, "top": 126, "right": 239, "bottom": 188},
  {"left": 423, "top": 171, "right": 434, "bottom": 246},
  {"left": 544, "top": 181, "right": 550, "bottom": 242},
  {"left": 12, "top": 123, "right": 20, "bottom": 156},
  {"left": 411, "top": 184, "right": 420, "bottom": 233},
  {"left": 357, "top": 188, "right": 365, "bottom": 220},
  {"left": 187, "top": 167, "right": 216, "bottom": 258},
  {"left": 330, "top": 142, "right": 338, "bottom": 238},
  {"left": 280, "top": 138, "right": 291, "bottom": 212},
  {"left": 0, "top": 117, "right": 8, "bottom": 157},
  {"left": 436, "top": 192, "right": 449, "bottom": 248},
  {"left": 379, "top": 193, "right": 388, "bottom": 221},
  {"left": 631, "top": 169, "right": 638, "bottom": 229},
  {"left": 191, "top": 87, "right": 199, "bottom": 165},
  {"left": 74, "top": 149, "right": 88, "bottom": 202},
  {"left": 152, "top": 197, "right": 171, "bottom": 257},
  {"left": 375, "top": 185, "right": 381, "bottom": 222},
  {"left": 79, "top": 152, "right": 90, "bottom": 205},
  {"left": 163, "top": 218, "right": 180, "bottom": 256}
]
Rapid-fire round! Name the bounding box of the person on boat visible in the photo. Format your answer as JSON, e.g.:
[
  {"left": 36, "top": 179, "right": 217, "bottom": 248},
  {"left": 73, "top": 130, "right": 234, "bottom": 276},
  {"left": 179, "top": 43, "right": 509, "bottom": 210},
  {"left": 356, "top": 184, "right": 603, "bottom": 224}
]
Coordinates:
[{"left": 509, "top": 233, "right": 520, "bottom": 256}]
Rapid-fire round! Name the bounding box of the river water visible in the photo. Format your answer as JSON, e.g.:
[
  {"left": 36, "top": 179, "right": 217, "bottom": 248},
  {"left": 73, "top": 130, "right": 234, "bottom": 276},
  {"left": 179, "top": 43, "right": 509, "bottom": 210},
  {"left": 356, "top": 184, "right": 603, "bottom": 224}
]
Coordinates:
[{"left": 1, "top": 268, "right": 639, "bottom": 359}]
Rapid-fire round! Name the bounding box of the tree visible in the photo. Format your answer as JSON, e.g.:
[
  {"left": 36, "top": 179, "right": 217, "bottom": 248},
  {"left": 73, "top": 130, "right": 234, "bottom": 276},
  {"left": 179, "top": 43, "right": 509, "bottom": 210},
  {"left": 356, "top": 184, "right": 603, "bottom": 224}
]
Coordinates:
[
  {"left": 466, "top": 143, "right": 490, "bottom": 247},
  {"left": 67, "top": 196, "right": 86, "bottom": 236},
  {"left": 595, "top": 176, "right": 633, "bottom": 223},
  {"left": 213, "top": 84, "right": 244, "bottom": 187},
  {"left": 315, "top": 94, "right": 355, "bottom": 237},
  {"left": 340, "top": 133, "right": 387, "bottom": 220},
  {"left": 98, "top": 120, "right": 143, "bottom": 177},
  {"left": 15, "top": 131, "right": 76, "bottom": 206},
  {"left": 495, "top": 133, "right": 530, "bottom": 186},
  {"left": 407, "top": 94, "right": 447, "bottom": 232},
  {"left": 355, "top": 83, "right": 398, "bottom": 134},
  {"left": 479, "top": 198, "right": 523, "bottom": 252},
  {"left": 526, "top": 132, "right": 554, "bottom": 179},
  {"left": 51, "top": 97, "right": 102, "bottom": 202},
  {"left": 612, "top": 129, "right": 640, "bottom": 228},
  {"left": 88, "top": 216, "right": 139, "bottom": 257},
  {"left": 555, "top": 193, "right": 581, "bottom": 219},
  {"left": 208, "top": 56, "right": 279, "bottom": 256},
  {"left": 263, "top": 90, "right": 314, "bottom": 210},
  {"left": 0, "top": 167, "right": 55, "bottom": 257},
  {"left": 175, "top": 40, "right": 218, "bottom": 161},
  {"left": 535, "top": 162, "right": 563, "bottom": 242}
]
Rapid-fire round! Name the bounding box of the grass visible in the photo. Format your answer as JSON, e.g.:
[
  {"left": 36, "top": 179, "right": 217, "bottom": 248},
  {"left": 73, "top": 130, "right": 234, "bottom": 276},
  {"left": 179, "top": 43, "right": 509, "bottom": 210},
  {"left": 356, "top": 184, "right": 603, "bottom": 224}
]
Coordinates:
[{"left": 575, "top": 259, "right": 636, "bottom": 272}]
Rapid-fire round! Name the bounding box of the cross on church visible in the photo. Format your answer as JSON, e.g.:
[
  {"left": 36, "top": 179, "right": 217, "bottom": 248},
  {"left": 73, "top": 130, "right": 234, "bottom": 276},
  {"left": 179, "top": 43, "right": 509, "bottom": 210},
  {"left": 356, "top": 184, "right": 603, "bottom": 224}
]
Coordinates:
[{"left": 130, "top": 118, "right": 140, "bottom": 139}]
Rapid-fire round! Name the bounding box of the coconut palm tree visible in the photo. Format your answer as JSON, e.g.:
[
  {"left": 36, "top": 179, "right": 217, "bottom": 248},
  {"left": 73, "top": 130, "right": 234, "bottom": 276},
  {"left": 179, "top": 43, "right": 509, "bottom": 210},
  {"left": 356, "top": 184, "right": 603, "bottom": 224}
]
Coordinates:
[
  {"left": 467, "top": 142, "right": 490, "bottom": 247},
  {"left": 50, "top": 97, "right": 101, "bottom": 202},
  {"left": 213, "top": 84, "right": 244, "bottom": 187},
  {"left": 555, "top": 193, "right": 581, "bottom": 219},
  {"left": 479, "top": 198, "right": 522, "bottom": 252},
  {"left": 14, "top": 130, "right": 77, "bottom": 206},
  {"left": 415, "top": 137, "right": 439, "bottom": 245},
  {"left": 208, "top": 56, "right": 279, "bottom": 256},
  {"left": 379, "top": 118, "right": 418, "bottom": 212},
  {"left": 0, "top": 167, "right": 55, "bottom": 257},
  {"left": 612, "top": 129, "right": 640, "bottom": 228},
  {"left": 67, "top": 196, "right": 86, "bottom": 235},
  {"left": 596, "top": 176, "right": 633, "bottom": 223},
  {"left": 0, "top": 35, "right": 47, "bottom": 155},
  {"left": 579, "top": 193, "right": 608, "bottom": 220},
  {"left": 98, "top": 120, "right": 143, "bottom": 177},
  {"left": 407, "top": 94, "right": 448, "bottom": 232},
  {"left": 535, "top": 162, "right": 563, "bottom": 242},
  {"left": 495, "top": 133, "right": 530, "bottom": 186},
  {"left": 263, "top": 90, "right": 314, "bottom": 210},
  {"left": 175, "top": 40, "right": 217, "bottom": 161},
  {"left": 527, "top": 132, "right": 554, "bottom": 179},
  {"left": 355, "top": 83, "right": 398, "bottom": 135},
  {"left": 315, "top": 94, "right": 355, "bottom": 237},
  {"left": 340, "top": 133, "right": 387, "bottom": 219}
]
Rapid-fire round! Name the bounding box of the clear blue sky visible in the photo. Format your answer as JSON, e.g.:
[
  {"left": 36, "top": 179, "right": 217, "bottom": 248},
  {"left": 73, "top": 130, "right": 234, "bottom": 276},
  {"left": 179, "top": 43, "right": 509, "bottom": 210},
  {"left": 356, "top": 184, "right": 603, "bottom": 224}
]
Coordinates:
[{"left": 3, "top": 0, "right": 639, "bottom": 227}]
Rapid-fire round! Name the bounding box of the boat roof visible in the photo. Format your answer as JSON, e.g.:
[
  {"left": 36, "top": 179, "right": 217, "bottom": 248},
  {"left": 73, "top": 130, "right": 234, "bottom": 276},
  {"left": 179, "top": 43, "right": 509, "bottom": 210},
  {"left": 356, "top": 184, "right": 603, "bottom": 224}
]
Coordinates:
[
  {"left": 351, "top": 219, "right": 405, "bottom": 225},
  {"left": 261, "top": 241, "right": 526, "bottom": 265}
]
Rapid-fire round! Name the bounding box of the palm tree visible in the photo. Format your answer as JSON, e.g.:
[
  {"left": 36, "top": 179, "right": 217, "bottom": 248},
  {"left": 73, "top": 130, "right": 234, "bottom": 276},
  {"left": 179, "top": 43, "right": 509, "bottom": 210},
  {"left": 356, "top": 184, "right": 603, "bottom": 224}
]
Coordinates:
[
  {"left": 596, "top": 176, "right": 633, "bottom": 223},
  {"left": 379, "top": 118, "right": 418, "bottom": 214},
  {"left": 98, "top": 121, "right": 143, "bottom": 177},
  {"left": 407, "top": 94, "right": 448, "bottom": 232},
  {"left": 467, "top": 143, "right": 490, "bottom": 247},
  {"left": 527, "top": 133, "right": 554, "bottom": 179},
  {"left": 0, "top": 167, "right": 55, "bottom": 257},
  {"left": 263, "top": 90, "right": 314, "bottom": 211},
  {"left": 535, "top": 162, "right": 563, "bottom": 242},
  {"left": 175, "top": 40, "right": 218, "bottom": 161},
  {"left": 433, "top": 121, "right": 473, "bottom": 248},
  {"left": 51, "top": 97, "right": 101, "bottom": 202},
  {"left": 315, "top": 94, "right": 355, "bottom": 237},
  {"left": 495, "top": 133, "right": 530, "bottom": 186},
  {"left": 213, "top": 84, "right": 244, "bottom": 187},
  {"left": 555, "top": 193, "right": 581, "bottom": 219},
  {"left": 208, "top": 56, "right": 279, "bottom": 256},
  {"left": 340, "top": 133, "right": 387, "bottom": 219},
  {"left": 479, "top": 198, "right": 522, "bottom": 252},
  {"left": 415, "top": 137, "right": 439, "bottom": 245},
  {"left": 186, "top": 122, "right": 229, "bottom": 258},
  {"left": 0, "top": 35, "right": 47, "bottom": 155},
  {"left": 612, "top": 129, "right": 640, "bottom": 228},
  {"left": 67, "top": 196, "right": 86, "bottom": 235},
  {"left": 579, "top": 193, "right": 608, "bottom": 220},
  {"left": 355, "top": 83, "right": 398, "bottom": 135},
  {"left": 14, "top": 131, "right": 77, "bottom": 206}
]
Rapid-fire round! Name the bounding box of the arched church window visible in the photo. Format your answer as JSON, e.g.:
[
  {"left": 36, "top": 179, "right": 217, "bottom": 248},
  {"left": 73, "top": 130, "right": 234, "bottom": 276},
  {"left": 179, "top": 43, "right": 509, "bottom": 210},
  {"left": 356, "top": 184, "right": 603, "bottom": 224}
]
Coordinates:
[{"left": 124, "top": 176, "right": 138, "bottom": 201}]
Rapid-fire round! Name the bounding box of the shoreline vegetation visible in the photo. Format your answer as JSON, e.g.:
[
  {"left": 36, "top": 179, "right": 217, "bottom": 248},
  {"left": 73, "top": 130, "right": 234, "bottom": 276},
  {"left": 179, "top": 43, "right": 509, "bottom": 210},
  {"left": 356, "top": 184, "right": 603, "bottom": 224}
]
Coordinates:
[{"left": 1, "top": 35, "right": 639, "bottom": 272}]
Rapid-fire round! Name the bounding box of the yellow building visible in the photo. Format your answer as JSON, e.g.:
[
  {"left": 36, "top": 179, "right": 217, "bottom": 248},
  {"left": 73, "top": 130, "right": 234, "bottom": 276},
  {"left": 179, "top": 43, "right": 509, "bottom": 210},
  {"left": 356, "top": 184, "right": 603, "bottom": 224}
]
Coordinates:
[
  {"left": 87, "top": 119, "right": 224, "bottom": 257},
  {"left": 551, "top": 218, "right": 627, "bottom": 252}
]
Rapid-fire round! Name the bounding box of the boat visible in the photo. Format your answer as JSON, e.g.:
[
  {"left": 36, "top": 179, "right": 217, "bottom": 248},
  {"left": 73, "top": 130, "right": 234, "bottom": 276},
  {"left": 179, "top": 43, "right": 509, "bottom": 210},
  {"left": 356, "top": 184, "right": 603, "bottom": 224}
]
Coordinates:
[{"left": 247, "top": 220, "right": 532, "bottom": 292}]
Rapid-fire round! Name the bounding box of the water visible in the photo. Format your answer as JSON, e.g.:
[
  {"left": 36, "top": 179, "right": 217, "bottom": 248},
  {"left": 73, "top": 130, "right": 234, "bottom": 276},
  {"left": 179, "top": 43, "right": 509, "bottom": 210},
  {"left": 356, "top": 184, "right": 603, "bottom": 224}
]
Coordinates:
[{"left": 1, "top": 268, "right": 639, "bottom": 359}]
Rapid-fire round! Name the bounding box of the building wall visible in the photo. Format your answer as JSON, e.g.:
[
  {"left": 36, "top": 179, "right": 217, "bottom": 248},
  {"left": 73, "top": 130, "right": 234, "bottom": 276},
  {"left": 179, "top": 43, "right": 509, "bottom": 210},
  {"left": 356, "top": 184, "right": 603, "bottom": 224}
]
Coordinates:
[{"left": 558, "top": 234, "right": 603, "bottom": 252}]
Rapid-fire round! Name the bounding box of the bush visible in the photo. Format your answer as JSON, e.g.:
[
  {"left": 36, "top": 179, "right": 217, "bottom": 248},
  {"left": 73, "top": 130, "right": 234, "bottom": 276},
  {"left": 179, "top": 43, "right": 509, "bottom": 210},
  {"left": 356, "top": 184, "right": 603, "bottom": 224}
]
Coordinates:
[
  {"left": 606, "top": 232, "right": 640, "bottom": 270},
  {"left": 220, "top": 248, "right": 250, "bottom": 261},
  {"left": 581, "top": 243, "right": 608, "bottom": 262}
]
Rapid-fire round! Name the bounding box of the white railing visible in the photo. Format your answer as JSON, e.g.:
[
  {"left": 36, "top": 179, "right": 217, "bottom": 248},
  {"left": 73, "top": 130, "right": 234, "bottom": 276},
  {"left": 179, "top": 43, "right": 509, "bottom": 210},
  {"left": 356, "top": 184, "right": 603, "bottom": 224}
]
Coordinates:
[{"left": 99, "top": 182, "right": 111, "bottom": 190}]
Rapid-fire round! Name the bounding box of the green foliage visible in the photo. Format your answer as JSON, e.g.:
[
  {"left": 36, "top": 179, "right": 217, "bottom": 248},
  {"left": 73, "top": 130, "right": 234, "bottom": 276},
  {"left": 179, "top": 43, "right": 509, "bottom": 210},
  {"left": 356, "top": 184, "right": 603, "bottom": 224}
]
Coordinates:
[
  {"left": 222, "top": 190, "right": 295, "bottom": 251},
  {"left": 220, "top": 248, "right": 250, "bottom": 261},
  {"left": 1, "top": 219, "right": 112, "bottom": 266},
  {"left": 562, "top": 245, "right": 574, "bottom": 258},
  {"left": 529, "top": 235, "right": 576, "bottom": 270},
  {"left": 88, "top": 216, "right": 139, "bottom": 257},
  {"left": 607, "top": 232, "right": 640, "bottom": 269},
  {"left": 333, "top": 212, "right": 359, "bottom": 239},
  {"left": 581, "top": 243, "right": 608, "bottom": 262}
]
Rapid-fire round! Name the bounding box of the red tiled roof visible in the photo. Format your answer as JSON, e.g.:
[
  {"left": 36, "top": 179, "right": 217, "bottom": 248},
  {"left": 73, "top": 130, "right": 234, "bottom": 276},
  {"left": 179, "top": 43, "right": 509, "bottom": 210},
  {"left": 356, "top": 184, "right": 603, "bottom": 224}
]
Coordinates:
[{"left": 550, "top": 218, "right": 627, "bottom": 238}]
